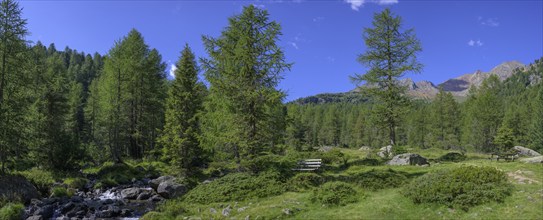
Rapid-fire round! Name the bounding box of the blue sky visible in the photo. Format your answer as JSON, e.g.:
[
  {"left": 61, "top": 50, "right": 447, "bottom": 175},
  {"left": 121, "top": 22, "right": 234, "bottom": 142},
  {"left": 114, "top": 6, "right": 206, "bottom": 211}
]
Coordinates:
[{"left": 20, "top": 0, "right": 543, "bottom": 101}]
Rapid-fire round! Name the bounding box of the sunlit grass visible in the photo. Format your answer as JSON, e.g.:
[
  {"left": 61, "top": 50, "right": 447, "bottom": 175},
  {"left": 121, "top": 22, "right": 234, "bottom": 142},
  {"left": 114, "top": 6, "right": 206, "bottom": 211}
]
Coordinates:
[{"left": 145, "top": 147, "right": 543, "bottom": 219}]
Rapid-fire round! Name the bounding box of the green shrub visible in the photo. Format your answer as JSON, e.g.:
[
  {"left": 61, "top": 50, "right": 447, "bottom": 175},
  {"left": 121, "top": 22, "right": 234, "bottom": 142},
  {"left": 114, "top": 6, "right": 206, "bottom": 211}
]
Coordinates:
[
  {"left": 89, "top": 162, "right": 146, "bottom": 188},
  {"left": 321, "top": 148, "right": 348, "bottom": 167},
  {"left": 437, "top": 152, "right": 466, "bottom": 162},
  {"left": 0, "top": 203, "right": 24, "bottom": 220},
  {"left": 350, "top": 169, "right": 408, "bottom": 190},
  {"left": 288, "top": 173, "right": 325, "bottom": 191},
  {"left": 403, "top": 166, "right": 513, "bottom": 211},
  {"left": 183, "top": 172, "right": 285, "bottom": 203},
  {"left": 392, "top": 146, "right": 408, "bottom": 155},
  {"left": 17, "top": 168, "right": 55, "bottom": 196},
  {"left": 64, "top": 177, "right": 88, "bottom": 190},
  {"left": 51, "top": 187, "right": 73, "bottom": 198},
  {"left": 241, "top": 154, "right": 296, "bottom": 180},
  {"left": 349, "top": 158, "right": 382, "bottom": 166},
  {"left": 311, "top": 182, "right": 359, "bottom": 206}
]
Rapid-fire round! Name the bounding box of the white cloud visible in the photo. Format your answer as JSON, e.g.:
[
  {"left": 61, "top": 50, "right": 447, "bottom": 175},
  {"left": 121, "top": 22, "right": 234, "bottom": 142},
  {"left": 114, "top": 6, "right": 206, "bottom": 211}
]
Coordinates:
[
  {"left": 288, "top": 42, "right": 299, "bottom": 50},
  {"left": 326, "top": 56, "right": 335, "bottom": 62},
  {"left": 345, "top": 0, "right": 364, "bottom": 11},
  {"left": 478, "top": 16, "right": 500, "bottom": 27},
  {"left": 468, "top": 39, "right": 483, "bottom": 47},
  {"left": 377, "top": 0, "right": 398, "bottom": 5},
  {"left": 252, "top": 4, "right": 266, "bottom": 9},
  {"left": 344, "top": 0, "right": 398, "bottom": 11},
  {"left": 169, "top": 64, "right": 177, "bottom": 78}
]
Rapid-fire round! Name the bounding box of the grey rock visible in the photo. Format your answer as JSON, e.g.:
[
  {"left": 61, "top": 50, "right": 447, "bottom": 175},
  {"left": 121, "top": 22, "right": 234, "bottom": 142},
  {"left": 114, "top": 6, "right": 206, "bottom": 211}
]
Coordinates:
[
  {"left": 282, "top": 208, "right": 292, "bottom": 215},
  {"left": 513, "top": 146, "right": 541, "bottom": 157},
  {"left": 137, "top": 192, "right": 151, "bottom": 200},
  {"left": 520, "top": 156, "right": 543, "bottom": 164},
  {"left": 61, "top": 202, "right": 75, "bottom": 214},
  {"left": 210, "top": 208, "right": 217, "bottom": 214},
  {"left": 0, "top": 175, "right": 39, "bottom": 203},
  {"left": 222, "top": 205, "right": 231, "bottom": 216},
  {"left": 120, "top": 187, "right": 140, "bottom": 200},
  {"left": 157, "top": 181, "right": 187, "bottom": 199},
  {"left": 358, "top": 146, "right": 371, "bottom": 151},
  {"left": 377, "top": 145, "right": 394, "bottom": 158},
  {"left": 150, "top": 195, "right": 163, "bottom": 202},
  {"left": 387, "top": 153, "right": 429, "bottom": 166},
  {"left": 150, "top": 176, "right": 175, "bottom": 190},
  {"left": 237, "top": 206, "right": 249, "bottom": 212},
  {"left": 34, "top": 205, "right": 55, "bottom": 219},
  {"left": 26, "top": 216, "right": 43, "bottom": 220}
]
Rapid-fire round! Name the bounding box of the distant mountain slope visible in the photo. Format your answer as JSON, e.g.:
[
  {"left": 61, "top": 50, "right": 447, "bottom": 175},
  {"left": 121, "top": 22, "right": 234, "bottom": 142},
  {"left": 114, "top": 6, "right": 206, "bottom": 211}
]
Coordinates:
[
  {"left": 292, "top": 60, "right": 536, "bottom": 104},
  {"left": 289, "top": 92, "right": 369, "bottom": 105},
  {"left": 438, "top": 61, "right": 525, "bottom": 97}
]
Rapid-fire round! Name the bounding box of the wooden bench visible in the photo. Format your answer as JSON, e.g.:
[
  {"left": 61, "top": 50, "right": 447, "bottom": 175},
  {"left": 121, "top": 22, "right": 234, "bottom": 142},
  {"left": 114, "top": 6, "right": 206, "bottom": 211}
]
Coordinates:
[
  {"left": 489, "top": 153, "right": 517, "bottom": 162},
  {"left": 292, "top": 159, "right": 323, "bottom": 171}
]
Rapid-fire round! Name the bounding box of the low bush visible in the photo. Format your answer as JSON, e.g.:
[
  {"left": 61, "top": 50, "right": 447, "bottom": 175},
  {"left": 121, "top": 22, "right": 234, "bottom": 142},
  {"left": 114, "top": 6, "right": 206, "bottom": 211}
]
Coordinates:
[
  {"left": 392, "top": 146, "right": 408, "bottom": 155},
  {"left": 50, "top": 187, "right": 73, "bottom": 198},
  {"left": 63, "top": 177, "right": 88, "bottom": 190},
  {"left": 288, "top": 173, "right": 326, "bottom": 191},
  {"left": 349, "top": 158, "right": 382, "bottom": 166},
  {"left": 350, "top": 169, "right": 408, "bottom": 190},
  {"left": 241, "top": 154, "right": 296, "bottom": 180},
  {"left": 0, "top": 203, "right": 24, "bottom": 220},
  {"left": 403, "top": 166, "right": 513, "bottom": 211},
  {"left": 321, "top": 148, "right": 348, "bottom": 167},
  {"left": 311, "top": 182, "right": 359, "bottom": 206},
  {"left": 437, "top": 152, "right": 466, "bottom": 162},
  {"left": 87, "top": 162, "right": 146, "bottom": 188},
  {"left": 183, "top": 171, "right": 285, "bottom": 203},
  {"left": 17, "top": 168, "right": 55, "bottom": 196}
]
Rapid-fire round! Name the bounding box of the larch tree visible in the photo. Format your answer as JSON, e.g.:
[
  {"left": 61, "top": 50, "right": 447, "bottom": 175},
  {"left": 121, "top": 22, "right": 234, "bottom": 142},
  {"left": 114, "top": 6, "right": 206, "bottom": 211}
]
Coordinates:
[
  {"left": 158, "top": 44, "right": 204, "bottom": 175},
  {"left": 93, "top": 29, "right": 166, "bottom": 163},
  {"left": 429, "top": 89, "right": 460, "bottom": 149},
  {"left": 351, "top": 8, "right": 423, "bottom": 146},
  {"left": 201, "top": 5, "right": 291, "bottom": 165}
]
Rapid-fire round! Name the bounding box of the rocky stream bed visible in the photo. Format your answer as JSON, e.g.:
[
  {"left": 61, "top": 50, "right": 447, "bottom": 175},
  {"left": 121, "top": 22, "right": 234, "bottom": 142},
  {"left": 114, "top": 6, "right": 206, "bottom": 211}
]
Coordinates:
[{"left": 24, "top": 176, "right": 186, "bottom": 220}]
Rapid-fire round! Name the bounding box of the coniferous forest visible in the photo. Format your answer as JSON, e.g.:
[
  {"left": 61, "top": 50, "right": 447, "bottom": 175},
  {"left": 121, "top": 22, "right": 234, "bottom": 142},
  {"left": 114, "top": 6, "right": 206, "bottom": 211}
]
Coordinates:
[{"left": 1, "top": 0, "right": 542, "bottom": 219}]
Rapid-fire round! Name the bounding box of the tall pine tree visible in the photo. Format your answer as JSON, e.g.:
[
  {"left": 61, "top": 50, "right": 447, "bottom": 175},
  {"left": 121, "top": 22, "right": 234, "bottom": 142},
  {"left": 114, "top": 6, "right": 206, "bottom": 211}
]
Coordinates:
[
  {"left": 351, "top": 8, "right": 423, "bottom": 146},
  {"left": 201, "top": 5, "right": 291, "bottom": 165},
  {"left": 158, "top": 45, "right": 204, "bottom": 175}
]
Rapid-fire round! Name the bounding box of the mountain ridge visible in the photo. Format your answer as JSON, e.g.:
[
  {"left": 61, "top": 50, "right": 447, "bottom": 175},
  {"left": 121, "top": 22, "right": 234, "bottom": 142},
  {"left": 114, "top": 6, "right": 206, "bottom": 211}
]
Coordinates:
[{"left": 292, "top": 60, "right": 535, "bottom": 104}]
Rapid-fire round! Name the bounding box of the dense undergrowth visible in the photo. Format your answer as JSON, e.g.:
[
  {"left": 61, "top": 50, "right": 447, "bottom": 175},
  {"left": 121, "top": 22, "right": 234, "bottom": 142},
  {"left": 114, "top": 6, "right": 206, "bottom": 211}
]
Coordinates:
[{"left": 403, "top": 166, "right": 513, "bottom": 211}]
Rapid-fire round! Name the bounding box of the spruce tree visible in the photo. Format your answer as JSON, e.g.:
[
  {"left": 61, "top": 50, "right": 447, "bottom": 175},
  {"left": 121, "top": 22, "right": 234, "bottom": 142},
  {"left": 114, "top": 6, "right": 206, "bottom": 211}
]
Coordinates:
[
  {"left": 158, "top": 45, "right": 204, "bottom": 175},
  {"left": 351, "top": 8, "right": 423, "bottom": 146},
  {"left": 0, "top": 0, "right": 28, "bottom": 174}
]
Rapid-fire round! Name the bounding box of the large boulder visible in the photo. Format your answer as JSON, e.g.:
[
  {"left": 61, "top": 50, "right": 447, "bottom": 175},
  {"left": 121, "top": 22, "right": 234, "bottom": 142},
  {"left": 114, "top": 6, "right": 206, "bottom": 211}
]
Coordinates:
[
  {"left": 513, "top": 146, "right": 541, "bottom": 157},
  {"left": 120, "top": 187, "right": 140, "bottom": 200},
  {"left": 157, "top": 180, "right": 187, "bottom": 199},
  {"left": 377, "top": 145, "right": 393, "bottom": 158},
  {"left": 387, "top": 153, "right": 429, "bottom": 166},
  {"left": 0, "top": 175, "right": 39, "bottom": 204},
  {"left": 520, "top": 156, "right": 543, "bottom": 164},
  {"left": 150, "top": 176, "right": 175, "bottom": 191}
]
